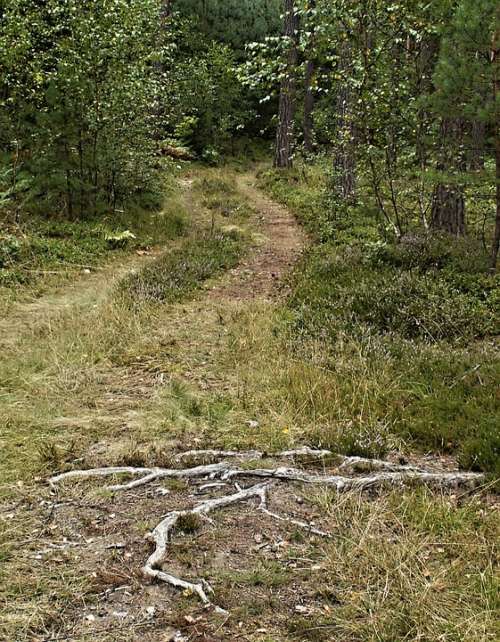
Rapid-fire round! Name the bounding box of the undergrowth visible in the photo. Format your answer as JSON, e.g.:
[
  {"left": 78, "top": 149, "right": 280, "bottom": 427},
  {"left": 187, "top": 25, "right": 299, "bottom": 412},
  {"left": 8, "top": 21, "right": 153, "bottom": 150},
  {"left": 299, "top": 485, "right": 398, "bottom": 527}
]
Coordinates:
[
  {"left": 0, "top": 177, "right": 188, "bottom": 291},
  {"left": 258, "top": 161, "right": 499, "bottom": 475},
  {"left": 119, "top": 230, "right": 244, "bottom": 305}
]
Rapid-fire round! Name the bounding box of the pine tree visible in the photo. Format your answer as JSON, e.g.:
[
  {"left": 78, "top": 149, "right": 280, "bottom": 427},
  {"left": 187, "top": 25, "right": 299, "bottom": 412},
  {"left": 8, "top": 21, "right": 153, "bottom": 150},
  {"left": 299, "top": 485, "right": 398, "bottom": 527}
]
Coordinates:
[{"left": 433, "top": 0, "right": 499, "bottom": 265}]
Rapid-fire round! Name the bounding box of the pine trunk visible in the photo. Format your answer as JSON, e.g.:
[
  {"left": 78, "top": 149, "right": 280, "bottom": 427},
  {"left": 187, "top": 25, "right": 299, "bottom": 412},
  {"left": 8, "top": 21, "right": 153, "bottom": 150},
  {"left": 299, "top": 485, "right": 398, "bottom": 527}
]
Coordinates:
[
  {"left": 303, "top": 0, "right": 316, "bottom": 154},
  {"left": 431, "top": 119, "right": 466, "bottom": 236},
  {"left": 431, "top": 184, "right": 466, "bottom": 236},
  {"left": 333, "top": 44, "right": 356, "bottom": 200},
  {"left": 469, "top": 120, "right": 485, "bottom": 170},
  {"left": 490, "top": 14, "right": 500, "bottom": 270},
  {"left": 274, "top": 0, "right": 299, "bottom": 168}
]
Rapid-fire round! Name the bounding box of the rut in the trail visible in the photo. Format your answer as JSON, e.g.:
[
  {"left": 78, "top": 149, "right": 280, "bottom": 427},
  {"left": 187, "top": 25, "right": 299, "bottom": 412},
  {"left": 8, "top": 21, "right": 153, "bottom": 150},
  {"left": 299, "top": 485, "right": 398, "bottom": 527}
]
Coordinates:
[
  {"left": 0, "top": 250, "right": 161, "bottom": 350},
  {"left": 208, "top": 172, "right": 305, "bottom": 301}
]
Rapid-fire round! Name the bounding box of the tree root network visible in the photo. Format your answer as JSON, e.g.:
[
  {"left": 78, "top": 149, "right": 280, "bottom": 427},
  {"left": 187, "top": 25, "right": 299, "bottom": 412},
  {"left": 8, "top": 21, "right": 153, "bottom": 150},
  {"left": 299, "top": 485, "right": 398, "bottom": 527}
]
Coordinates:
[{"left": 48, "top": 447, "right": 485, "bottom": 610}]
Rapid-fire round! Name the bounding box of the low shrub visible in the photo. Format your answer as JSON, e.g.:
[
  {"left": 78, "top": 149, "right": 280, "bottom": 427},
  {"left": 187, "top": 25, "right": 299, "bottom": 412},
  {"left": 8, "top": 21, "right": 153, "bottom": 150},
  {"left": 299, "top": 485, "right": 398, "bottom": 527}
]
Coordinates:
[
  {"left": 260, "top": 162, "right": 500, "bottom": 475},
  {"left": 120, "top": 231, "right": 244, "bottom": 305},
  {"left": 288, "top": 243, "right": 497, "bottom": 343}
]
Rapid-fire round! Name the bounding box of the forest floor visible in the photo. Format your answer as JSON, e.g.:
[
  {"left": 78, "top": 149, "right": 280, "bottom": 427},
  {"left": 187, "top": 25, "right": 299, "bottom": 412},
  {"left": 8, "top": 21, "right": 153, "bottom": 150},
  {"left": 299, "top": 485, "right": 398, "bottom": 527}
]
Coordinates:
[{"left": 0, "top": 166, "right": 498, "bottom": 642}]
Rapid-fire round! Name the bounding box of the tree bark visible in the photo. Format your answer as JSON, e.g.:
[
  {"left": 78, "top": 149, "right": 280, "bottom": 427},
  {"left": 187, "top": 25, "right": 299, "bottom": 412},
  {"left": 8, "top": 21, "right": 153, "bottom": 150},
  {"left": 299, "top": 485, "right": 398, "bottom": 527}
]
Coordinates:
[
  {"left": 490, "top": 13, "right": 500, "bottom": 270},
  {"left": 303, "top": 0, "right": 316, "bottom": 154},
  {"left": 274, "top": 0, "right": 300, "bottom": 168},
  {"left": 431, "top": 184, "right": 466, "bottom": 235},
  {"left": 333, "top": 43, "right": 356, "bottom": 201},
  {"left": 469, "top": 119, "right": 485, "bottom": 170},
  {"left": 431, "top": 119, "right": 466, "bottom": 236}
]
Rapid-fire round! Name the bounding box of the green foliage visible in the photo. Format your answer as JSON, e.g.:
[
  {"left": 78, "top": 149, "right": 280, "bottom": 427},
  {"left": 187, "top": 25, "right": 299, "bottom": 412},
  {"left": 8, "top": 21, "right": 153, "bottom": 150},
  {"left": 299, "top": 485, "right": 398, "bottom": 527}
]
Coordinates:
[
  {"left": 163, "top": 37, "right": 255, "bottom": 155},
  {"left": 262, "top": 163, "right": 499, "bottom": 475},
  {"left": 175, "top": 0, "right": 281, "bottom": 54},
  {"left": 289, "top": 243, "right": 497, "bottom": 343},
  {"left": 0, "top": 0, "right": 164, "bottom": 216},
  {"left": 0, "top": 203, "right": 187, "bottom": 288},
  {"left": 433, "top": 0, "right": 498, "bottom": 126},
  {"left": 120, "top": 231, "right": 244, "bottom": 305}
]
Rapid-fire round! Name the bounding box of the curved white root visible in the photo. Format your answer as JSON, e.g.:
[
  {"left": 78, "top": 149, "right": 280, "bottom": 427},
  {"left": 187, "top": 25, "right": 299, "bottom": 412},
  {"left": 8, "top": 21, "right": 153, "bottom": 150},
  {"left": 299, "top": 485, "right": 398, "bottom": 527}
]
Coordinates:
[
  {"left": 223, "top": 466, "right": 484, "bottom": 490},
  {"left": 143, "top": 482, "right": 271, "bottom": 609},
  {"left": 49, "top": 463, "right": 228, "bottom": 491},
  {"left": 48, "top": 449, "right": 434, "bottom": 492},
  {"left": 48, "top": 450, "right": 485, "bottom": 609},
  {"left": 337, "top": 456, "right": 424, "bottom": 473}
]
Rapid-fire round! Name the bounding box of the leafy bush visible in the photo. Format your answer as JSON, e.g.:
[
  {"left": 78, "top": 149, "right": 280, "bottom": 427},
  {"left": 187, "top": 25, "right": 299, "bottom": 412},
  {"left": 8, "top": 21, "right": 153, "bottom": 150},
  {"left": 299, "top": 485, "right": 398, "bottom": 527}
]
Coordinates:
[
  {"left": 261, "top": 162, "right": 500, "bottom": 475},
  {"left": 0, "top": 234, "right": 21, "bottom": 268},
  {"left": 288, "top": 244, "right": 497, "bottom": 343},
  {"left": 120, "top": 231, "right": 244, "bottom": 304}
]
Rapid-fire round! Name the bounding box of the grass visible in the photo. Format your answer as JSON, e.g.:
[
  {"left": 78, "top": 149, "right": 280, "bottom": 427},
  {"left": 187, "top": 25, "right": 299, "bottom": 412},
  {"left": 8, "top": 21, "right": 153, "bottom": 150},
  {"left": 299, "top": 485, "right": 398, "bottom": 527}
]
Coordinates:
[
  {"left": 0, "top": 161, "right": 498, "bottom": 641},
  {"left": 0, "top": 174, "right": 188, "bottom": 298},
  {"left": 257, "top": 160, "right": 500, "bottom": 475},
  {"left": 285, "top": 489, "right": 499, "bottom": 642},
  {"left": 119, "top": 230, "right": 244, "bottom": 305}
]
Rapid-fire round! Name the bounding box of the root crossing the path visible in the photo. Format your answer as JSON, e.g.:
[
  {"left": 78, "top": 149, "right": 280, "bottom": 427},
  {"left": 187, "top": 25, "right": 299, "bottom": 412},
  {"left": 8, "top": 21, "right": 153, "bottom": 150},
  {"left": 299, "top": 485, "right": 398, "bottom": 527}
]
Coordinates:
[{"left": 49, "top": 449, "right": 485, "bottom": 610}]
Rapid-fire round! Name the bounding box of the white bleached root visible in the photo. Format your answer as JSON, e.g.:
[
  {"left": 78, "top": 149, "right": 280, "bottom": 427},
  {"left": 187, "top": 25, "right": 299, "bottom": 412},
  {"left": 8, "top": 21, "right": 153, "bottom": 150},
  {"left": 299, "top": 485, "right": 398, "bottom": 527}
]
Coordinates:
[
  {"left": 222, "top": 466, "right": 484, "bottom": 491},
  {"left": 49, "top": 463, "right": 228, "bottom": 492},
  {"left": 48, "top": 449, "right": 485, "bottom": 608},
  {"left": 142, "top": 482, "right": 271, "bottom": 609}
]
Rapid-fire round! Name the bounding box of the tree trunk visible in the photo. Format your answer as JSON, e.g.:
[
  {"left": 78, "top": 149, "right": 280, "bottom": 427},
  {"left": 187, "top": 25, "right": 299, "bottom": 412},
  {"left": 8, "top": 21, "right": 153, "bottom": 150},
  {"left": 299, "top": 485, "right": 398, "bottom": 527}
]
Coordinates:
[
  {"left": 491, "top": 136, "right": 500, "bottom": 270},
  {"left": 333, "top": 44, "right": 356, "bottom": 201},
  {"left": 303, "top": 0, "right": 316, "bottom": 154},
  {"left": 490, "top": 13, "right": 500, "bottom": 270},
  {"left": 469, "top": 119, "right": 485, "bottom": 170},
  {"left": 431, "top": 184, "right": 466, "bottom": 236},
  {"left": 274, "top": 0, "right": 299, "bottom": 168},
  {"left": 431, "top": 118, "right": 466, "bottom": 236}
]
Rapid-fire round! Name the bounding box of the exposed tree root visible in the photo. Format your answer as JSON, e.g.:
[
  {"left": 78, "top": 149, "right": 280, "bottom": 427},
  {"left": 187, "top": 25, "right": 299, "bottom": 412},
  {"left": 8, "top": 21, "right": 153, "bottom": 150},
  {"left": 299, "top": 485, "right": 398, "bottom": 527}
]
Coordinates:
[
  {"left": 143, "top": 482, "right": 272, "bottom": 610},
  {"left": 49, "top": 463, "right": 228, "bottom": 492},
  {"left": 48, "top": 449, "right": 485, "bottom": 609}
]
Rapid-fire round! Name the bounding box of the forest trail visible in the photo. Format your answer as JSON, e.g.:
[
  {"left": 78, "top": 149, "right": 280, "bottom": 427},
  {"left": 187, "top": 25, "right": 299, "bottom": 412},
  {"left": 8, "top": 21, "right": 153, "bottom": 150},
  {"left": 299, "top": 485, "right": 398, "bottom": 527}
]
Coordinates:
[
  {"left": 0, "top": 171, "right": 303, "bottom": 349},
  {"left": 0, "top": 249, "right": 162, "bottom": 351},
  {"left": 1, "top": 168, "right": 495, "bottom": 642},
  {"left": 0, "top": 168, "right": 314, "bottom": 642},
  {"left": 208, "top": 172, "right": 305, "bottom": 300}
]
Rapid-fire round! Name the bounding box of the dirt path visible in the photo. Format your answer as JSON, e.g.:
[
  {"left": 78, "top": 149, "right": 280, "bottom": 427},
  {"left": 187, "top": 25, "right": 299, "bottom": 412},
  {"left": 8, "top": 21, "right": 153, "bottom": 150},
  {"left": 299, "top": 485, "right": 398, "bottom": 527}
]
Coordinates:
[
  {"left": 0, "top": 250, "right": 161, "bottom": 350},
  {"left": 209, "top": 172, "right": 305, "bottom": 300},
  {"left": 1, "top": 168, "right": 495, "bottom": 642},
  {"left": 0, "top": 168, "right": 311, "bottom": 642}
]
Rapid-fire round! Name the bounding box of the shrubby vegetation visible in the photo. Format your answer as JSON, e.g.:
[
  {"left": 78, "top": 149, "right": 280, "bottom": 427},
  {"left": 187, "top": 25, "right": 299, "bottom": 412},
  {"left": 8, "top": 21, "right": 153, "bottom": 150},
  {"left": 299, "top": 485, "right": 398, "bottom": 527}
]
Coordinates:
[
  {"left": 0, "top": 0, "right": 164, "bottom": 217},
  {"left": 120, "top": 231, "right": 244, "bottom": 305},
  {"left": 260, "top": 162, "right": 499, "bottom": 475},
  {"left": 0, "top": 0, "right": 278, "bottom": 217}
]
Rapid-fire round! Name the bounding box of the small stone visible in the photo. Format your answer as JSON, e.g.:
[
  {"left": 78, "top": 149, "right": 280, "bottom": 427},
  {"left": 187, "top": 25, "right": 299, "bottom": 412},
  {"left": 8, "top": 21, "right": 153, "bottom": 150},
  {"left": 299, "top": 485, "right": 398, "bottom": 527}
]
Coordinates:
[
  {"left": 254, "top": 533, "right": 263, "bottom": 544},
  {"left": 162, "top": 630, "right": 184, "bottom": 642},
  {"left": 156, "top": 487, "right": 171, "bottom": 496}
]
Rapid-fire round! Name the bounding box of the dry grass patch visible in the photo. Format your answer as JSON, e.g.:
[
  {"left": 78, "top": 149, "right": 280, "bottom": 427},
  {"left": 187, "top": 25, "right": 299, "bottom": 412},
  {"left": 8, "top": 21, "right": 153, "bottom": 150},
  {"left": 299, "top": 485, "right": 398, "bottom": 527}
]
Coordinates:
[{"left": 288, "top": 488, "right": 499, "bottom": 642}]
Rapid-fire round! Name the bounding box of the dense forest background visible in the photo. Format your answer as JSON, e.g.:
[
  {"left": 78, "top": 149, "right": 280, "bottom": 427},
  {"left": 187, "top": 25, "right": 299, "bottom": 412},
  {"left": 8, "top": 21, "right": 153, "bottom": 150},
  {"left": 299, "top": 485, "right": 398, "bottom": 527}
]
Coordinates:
[
  {"left": 1, "top": 0, "right": 498, "bottom": 251},
  {"left": 1, "top": 0, "right": 498, "bottom": 254}
]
